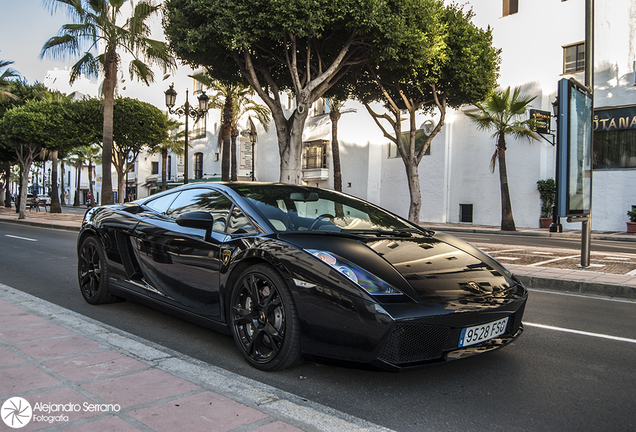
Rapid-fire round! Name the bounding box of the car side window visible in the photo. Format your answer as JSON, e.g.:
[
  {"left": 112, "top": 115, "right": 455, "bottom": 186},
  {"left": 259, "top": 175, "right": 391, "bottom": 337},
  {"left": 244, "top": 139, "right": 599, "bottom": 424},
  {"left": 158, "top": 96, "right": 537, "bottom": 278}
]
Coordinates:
[
  {"left": 166, "top": 188, "right": 232, "bottom": 232},
  {"left": 227, "top": 206, "right": 257, "bottom": 235},
  {"left": 144, "top": 191, "right": 181, "bottom": 214}
]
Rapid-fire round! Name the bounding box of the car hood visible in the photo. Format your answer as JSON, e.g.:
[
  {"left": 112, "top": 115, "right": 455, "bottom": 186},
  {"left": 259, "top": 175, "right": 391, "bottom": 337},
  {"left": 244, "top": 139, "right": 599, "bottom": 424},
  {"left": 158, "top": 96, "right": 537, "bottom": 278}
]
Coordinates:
[
  {"left": 363, "top": 233, "right": 519, "bottom": 303},
  {"left": 280, "top": 232, "right": 521, "bottom": 305}
]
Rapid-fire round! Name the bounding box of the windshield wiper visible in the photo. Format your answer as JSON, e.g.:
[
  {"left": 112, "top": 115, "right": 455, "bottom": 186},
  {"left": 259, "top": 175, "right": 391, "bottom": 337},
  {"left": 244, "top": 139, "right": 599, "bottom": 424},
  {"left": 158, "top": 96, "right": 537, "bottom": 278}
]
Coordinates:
[{"left": 341, "top": 228, "right": 415, "bottom": 237}]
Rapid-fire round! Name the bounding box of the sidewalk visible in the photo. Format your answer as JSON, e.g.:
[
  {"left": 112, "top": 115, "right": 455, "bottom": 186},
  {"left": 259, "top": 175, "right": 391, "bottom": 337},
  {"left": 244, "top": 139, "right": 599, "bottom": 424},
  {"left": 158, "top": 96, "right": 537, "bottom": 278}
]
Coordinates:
[
  {"left": 0, "top": 283, "right": 392, "bottom": 432},
  {"left": 1, "top": 207, "right": 636, "bottom": 299}
]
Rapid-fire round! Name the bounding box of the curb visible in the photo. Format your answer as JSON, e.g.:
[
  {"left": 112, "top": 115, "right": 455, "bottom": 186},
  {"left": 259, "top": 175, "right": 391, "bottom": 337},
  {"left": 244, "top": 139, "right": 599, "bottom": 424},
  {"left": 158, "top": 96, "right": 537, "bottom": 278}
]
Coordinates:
[{"left": 514, "top": 275, "right": 636, "bottom": 300}]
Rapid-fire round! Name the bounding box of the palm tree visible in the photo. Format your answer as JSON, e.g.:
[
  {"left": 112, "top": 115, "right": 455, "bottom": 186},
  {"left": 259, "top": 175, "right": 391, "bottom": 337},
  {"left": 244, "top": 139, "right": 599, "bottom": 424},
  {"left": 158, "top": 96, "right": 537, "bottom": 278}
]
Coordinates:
[
  {"left": 190, "top": 72, "right": 270, "bottom": 181},
  {"left": 68, "top": 149, "right": 87, "bottom": 207},
  {"left": 81, "top": 145, "right": 101, "bottom": 206},
  {"left": 466, "top": 87, "right": 539, "bottom": 231},
  {"left": 151, "top": 116, "right": 184, "bottom": 191},
  {"left": 325, "top": 98, "right": 356, "bottom": 192},
  {"left": 41, "top": 0, "right": 176, "bottom": 205},
  {"left": 0, "top": 58, "right": 19, "bottom": 101}
]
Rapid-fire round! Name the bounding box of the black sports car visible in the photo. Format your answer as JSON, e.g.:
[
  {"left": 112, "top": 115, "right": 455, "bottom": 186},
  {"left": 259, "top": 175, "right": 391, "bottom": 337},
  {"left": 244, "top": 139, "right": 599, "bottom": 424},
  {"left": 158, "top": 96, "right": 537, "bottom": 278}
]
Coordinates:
[{"left": 77, "top": 182, "right": 527, "bottom": 371}]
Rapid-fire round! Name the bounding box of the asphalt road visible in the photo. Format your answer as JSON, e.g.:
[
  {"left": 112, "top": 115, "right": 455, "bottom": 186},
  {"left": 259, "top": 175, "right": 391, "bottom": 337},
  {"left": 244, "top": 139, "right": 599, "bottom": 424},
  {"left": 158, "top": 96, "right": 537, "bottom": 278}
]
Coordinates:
[{"left": 1, "top": 222, "right": 635, "bottom": 431}]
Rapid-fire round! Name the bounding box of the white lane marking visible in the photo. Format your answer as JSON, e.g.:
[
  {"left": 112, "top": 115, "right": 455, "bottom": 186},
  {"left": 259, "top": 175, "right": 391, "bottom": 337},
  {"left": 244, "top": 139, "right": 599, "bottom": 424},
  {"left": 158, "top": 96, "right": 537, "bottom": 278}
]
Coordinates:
[
  {"left": 524, "top": 322, "right": 636, "bottom": 344},
  {"left": 5, "top": 235, "right": 37, "bottom": 242},
  {"left": 529, "top": 255, "right": 580, "bottom": 266}
]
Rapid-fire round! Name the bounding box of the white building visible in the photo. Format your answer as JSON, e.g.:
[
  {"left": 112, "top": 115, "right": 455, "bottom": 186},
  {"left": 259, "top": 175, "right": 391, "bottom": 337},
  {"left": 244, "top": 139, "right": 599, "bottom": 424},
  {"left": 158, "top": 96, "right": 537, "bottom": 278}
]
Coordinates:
[{"left": 42, "top": 0, "right": 636, "bottom": 232}]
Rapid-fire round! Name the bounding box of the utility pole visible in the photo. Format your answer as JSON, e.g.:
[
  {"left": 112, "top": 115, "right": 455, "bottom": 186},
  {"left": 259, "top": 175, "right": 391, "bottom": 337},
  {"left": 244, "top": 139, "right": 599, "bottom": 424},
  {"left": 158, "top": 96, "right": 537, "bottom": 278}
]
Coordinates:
[{"left": 581, "top": 0, "right": 594, "bottom": 268}]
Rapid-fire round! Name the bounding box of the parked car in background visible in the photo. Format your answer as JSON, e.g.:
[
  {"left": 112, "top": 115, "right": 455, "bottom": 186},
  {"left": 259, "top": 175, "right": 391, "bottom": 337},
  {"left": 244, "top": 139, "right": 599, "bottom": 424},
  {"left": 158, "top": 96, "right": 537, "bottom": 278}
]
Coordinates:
[
  {"left": 37, "top": 194, "right": 51, "bottom": 206},
  {"left": 26, "top": 194, "right": 37, "bottom": 208}
]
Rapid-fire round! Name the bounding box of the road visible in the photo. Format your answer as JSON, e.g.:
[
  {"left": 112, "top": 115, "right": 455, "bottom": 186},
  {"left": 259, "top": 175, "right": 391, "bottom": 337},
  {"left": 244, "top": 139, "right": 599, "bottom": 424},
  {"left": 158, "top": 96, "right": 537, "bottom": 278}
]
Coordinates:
[{"left": 1, "top": 222, "right": 635, "bottom": 431}]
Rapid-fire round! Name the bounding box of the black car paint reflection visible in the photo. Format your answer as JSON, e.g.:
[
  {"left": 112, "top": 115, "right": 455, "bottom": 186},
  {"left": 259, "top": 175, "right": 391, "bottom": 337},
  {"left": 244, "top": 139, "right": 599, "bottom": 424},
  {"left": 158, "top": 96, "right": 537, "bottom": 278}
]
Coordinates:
[{"left": 77, "top": 182, "right": 527, "bottom": 371}]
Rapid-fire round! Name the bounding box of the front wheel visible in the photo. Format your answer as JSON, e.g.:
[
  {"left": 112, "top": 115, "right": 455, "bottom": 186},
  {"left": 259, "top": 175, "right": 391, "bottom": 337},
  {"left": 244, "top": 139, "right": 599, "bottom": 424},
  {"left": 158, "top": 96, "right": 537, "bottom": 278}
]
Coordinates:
[
  {"left": 230, "top": 264, "right": 301, "bottom": 371},
  {"left": 77, "top": 236, "right": 121, "bottom": 305}
]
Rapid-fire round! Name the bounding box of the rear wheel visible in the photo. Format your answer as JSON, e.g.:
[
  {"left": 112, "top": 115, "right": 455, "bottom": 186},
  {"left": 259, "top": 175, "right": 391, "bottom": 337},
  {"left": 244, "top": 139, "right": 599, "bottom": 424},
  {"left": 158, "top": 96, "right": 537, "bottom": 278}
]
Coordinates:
[
  {"left": 230, "top": 264, "right": 301, "bottom": 371},
  {"left": 78, "top": 236, "right": 120, "bottom": 304}
]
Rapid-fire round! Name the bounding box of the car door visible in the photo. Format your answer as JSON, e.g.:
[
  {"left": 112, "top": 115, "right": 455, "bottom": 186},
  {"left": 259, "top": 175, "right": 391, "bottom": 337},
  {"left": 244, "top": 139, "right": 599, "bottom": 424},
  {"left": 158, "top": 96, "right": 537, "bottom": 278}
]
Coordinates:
[{"left": 133, "top": 188, "right": 231, "bottom": 319}]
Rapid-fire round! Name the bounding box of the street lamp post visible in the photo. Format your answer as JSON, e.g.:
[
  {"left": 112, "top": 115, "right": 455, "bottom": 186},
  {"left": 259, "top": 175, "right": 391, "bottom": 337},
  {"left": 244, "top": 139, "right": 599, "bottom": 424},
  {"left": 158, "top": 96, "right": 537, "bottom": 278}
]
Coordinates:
[
  {"left": 164, "top": 83, "right": 209, "bottom": 185},
  {"left": 248, "top": 117, "right": 257, "bottom": 181}
]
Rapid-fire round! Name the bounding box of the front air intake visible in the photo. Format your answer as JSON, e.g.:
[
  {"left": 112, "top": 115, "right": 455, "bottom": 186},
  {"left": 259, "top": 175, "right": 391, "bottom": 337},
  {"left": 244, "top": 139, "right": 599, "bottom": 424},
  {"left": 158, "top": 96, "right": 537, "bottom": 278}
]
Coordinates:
[{"left": 378, "top": 323, "right": 450, "bottom": 365}]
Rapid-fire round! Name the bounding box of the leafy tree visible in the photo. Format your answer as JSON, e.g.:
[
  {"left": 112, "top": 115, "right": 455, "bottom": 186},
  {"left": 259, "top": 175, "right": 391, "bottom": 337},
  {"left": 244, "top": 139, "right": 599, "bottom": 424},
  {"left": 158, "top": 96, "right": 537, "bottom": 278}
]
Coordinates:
[
  {"left": 0, "top": 102, "right": 51, "bottom": 217},
  {"left": 466, "top": 87, "right": 539, "bottom": 231},
  {"left": 41, "top": 0, "right": 176, "bottom": 205},
  {"left": 112, "top": 97, "right": 168, "bottom": 202},
  {"left": 164, "top": 0, "right": 443, "bottom": 183},
  {"left": 0, "top": 81, "right": 48, "bottom": 210},
  {"left": 351, "top": 4, "right": 499, "bottom": 222}
]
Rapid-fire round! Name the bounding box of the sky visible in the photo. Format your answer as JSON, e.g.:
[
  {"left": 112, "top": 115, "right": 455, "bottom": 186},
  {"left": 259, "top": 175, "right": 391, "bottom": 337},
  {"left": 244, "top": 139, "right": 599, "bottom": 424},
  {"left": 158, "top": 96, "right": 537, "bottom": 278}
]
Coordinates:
[
  {"left": 0, "top": 0, "right": 73, "bottom": 84},
  {"left": 0, "top": 0, "right": 179, "bottom": 108}
]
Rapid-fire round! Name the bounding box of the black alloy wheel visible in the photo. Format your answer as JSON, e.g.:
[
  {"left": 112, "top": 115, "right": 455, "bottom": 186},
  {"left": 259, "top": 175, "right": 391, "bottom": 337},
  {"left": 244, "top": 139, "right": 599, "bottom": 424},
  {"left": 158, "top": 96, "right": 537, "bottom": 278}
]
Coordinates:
[
  {"left": 77, "top": 236, "right": 120, "bottom": 305},
  {"left": 230, "top": 264, "right": 301, "bottom": 371}
]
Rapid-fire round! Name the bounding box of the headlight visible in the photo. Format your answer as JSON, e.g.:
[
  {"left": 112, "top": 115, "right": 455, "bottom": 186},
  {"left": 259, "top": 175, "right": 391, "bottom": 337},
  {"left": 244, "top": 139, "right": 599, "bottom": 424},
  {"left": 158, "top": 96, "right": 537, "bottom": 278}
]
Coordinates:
[{"left": 306, "top": 249, "right": 400, "bottom": 295}]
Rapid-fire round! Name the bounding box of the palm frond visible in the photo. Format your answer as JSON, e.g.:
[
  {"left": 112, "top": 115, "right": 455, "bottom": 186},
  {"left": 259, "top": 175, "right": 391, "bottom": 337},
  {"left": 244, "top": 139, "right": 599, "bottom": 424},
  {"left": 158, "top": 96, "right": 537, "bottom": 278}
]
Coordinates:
[{"left": 128, "top": 59, "right": 154, "bottom": 85}]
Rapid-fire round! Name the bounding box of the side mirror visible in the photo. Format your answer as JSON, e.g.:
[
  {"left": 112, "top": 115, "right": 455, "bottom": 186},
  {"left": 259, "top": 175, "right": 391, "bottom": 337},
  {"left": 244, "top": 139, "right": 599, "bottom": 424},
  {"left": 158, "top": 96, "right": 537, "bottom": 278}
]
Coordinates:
[{"left": 176, "top": 211, "right": 214, "bottom": 239}]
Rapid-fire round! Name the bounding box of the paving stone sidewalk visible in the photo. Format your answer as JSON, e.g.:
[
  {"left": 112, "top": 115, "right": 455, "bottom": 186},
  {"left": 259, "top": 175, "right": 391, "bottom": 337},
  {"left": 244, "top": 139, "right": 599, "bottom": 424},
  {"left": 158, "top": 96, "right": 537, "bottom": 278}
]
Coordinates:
[{"left": 0, "top": 284, "right": 392, "bottom": 432}]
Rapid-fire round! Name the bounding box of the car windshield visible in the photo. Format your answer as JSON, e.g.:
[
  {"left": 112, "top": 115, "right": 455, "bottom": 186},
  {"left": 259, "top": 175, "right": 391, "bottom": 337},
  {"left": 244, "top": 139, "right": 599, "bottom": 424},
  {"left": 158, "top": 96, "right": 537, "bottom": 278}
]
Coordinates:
[{"left": 233, "top": 184, "right": 415, "bottom": 234}]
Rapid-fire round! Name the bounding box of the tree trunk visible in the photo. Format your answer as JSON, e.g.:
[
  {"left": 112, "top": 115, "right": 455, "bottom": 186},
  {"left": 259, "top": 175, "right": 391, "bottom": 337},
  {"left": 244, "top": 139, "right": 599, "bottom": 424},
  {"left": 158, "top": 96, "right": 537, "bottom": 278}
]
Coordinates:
[
  {"left": 161, "top": 149, "right": 168, "bottom": 191},
  {"left": 221, "top": 96, "right": 233, "bottom": 182},
  {"left": 18, "top": 159, "right": 33, "bottom": 219},
  {"left": 231, "top": 126, "right": 238, "bottom": 181},
  {"left": 49, "top": 151, "right": 61, "bottom": 213},
  {"left": 0, "top": 169, "right": 4, "bottom": 208},
  {"left": 403, "top": 160, "right": 422, "bottom": 223},
  {"left": 74, "top": 164, "right": 81, "bottom": 207},
  {"left": 330, "top": 111, "right": 342, "bottom": 192},
  {"left": 59, "top": 162, "right": 66, "bottom": 205},
  {"left": 279, "top": 112, "right": 308, "bottom": 184},
  {"left": 88, "top": 161, "right": 94, "bottom": 207},
  {"left": 117, "top": 163, "right": 127, "bottom": 204},
  {"left": 3, "top": 163, "right": 10, "bottom": 208},
  {"left": 101, "top": 46, "right": 117, "bottom": 205},
  {"left": 497, "top": 138, "right": 516, "bottom": 231}
]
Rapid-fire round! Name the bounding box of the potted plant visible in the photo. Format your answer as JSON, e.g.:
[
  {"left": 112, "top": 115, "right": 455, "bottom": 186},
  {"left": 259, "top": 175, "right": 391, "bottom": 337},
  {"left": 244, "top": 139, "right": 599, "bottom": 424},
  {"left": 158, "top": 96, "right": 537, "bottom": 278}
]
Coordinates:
[
  {"left": 627, "top": 208, "right": 636, "bottom": 233},
  {"left": 537, "top": 179, "right": 556, "bottom": 228}
]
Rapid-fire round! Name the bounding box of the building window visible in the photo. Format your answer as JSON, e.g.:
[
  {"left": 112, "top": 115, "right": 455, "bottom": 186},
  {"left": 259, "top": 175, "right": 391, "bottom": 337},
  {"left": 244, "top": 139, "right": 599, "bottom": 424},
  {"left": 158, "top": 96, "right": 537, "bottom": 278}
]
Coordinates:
[
  {"left": 503, "top": 0, "right": 518, "bottom": 16},
  {"left": 151, "top": 161, "right": 159, "bottom": 175},
  {"left": 388, "top": 130, "right": 432, "bottom": 159},
  {"left": 303, "top": 141, "right": 328, "bottom": 169},
  {"left": 593, "top": 130, "right": 636, "bottom": 169},
  {"left": 194, "top": 152, "right": 203, "bottom": 179},
  {"left": 167, "top": 155, "right": 172, "bottom": 180},
  {"left": 564, "top": 43, "right": 585, "bottom": 74}
]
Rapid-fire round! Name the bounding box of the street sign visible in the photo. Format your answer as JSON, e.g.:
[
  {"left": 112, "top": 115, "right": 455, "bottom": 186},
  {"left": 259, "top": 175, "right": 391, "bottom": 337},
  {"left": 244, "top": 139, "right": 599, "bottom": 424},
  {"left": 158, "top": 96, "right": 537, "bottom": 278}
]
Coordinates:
[{"left": 530, "top": 109, "right": 551, "bottom": 134}]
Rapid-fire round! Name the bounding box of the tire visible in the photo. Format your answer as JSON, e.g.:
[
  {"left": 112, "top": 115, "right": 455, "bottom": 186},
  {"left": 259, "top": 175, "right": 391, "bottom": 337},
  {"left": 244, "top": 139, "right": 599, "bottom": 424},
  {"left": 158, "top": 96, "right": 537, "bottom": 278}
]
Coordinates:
[
  {"left": 230, "top": 264, "right": 301, "bottom": 371},
  {"left": 77, "top": 236, "right": 120, "bottom": 305}
]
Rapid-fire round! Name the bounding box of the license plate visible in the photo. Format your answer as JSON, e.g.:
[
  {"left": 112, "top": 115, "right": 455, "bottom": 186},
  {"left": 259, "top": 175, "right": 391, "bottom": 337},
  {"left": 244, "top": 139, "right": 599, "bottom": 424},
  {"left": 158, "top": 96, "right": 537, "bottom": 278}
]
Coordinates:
[{"left": 459, "top": 317, "right": 509, "bottom": 347}]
